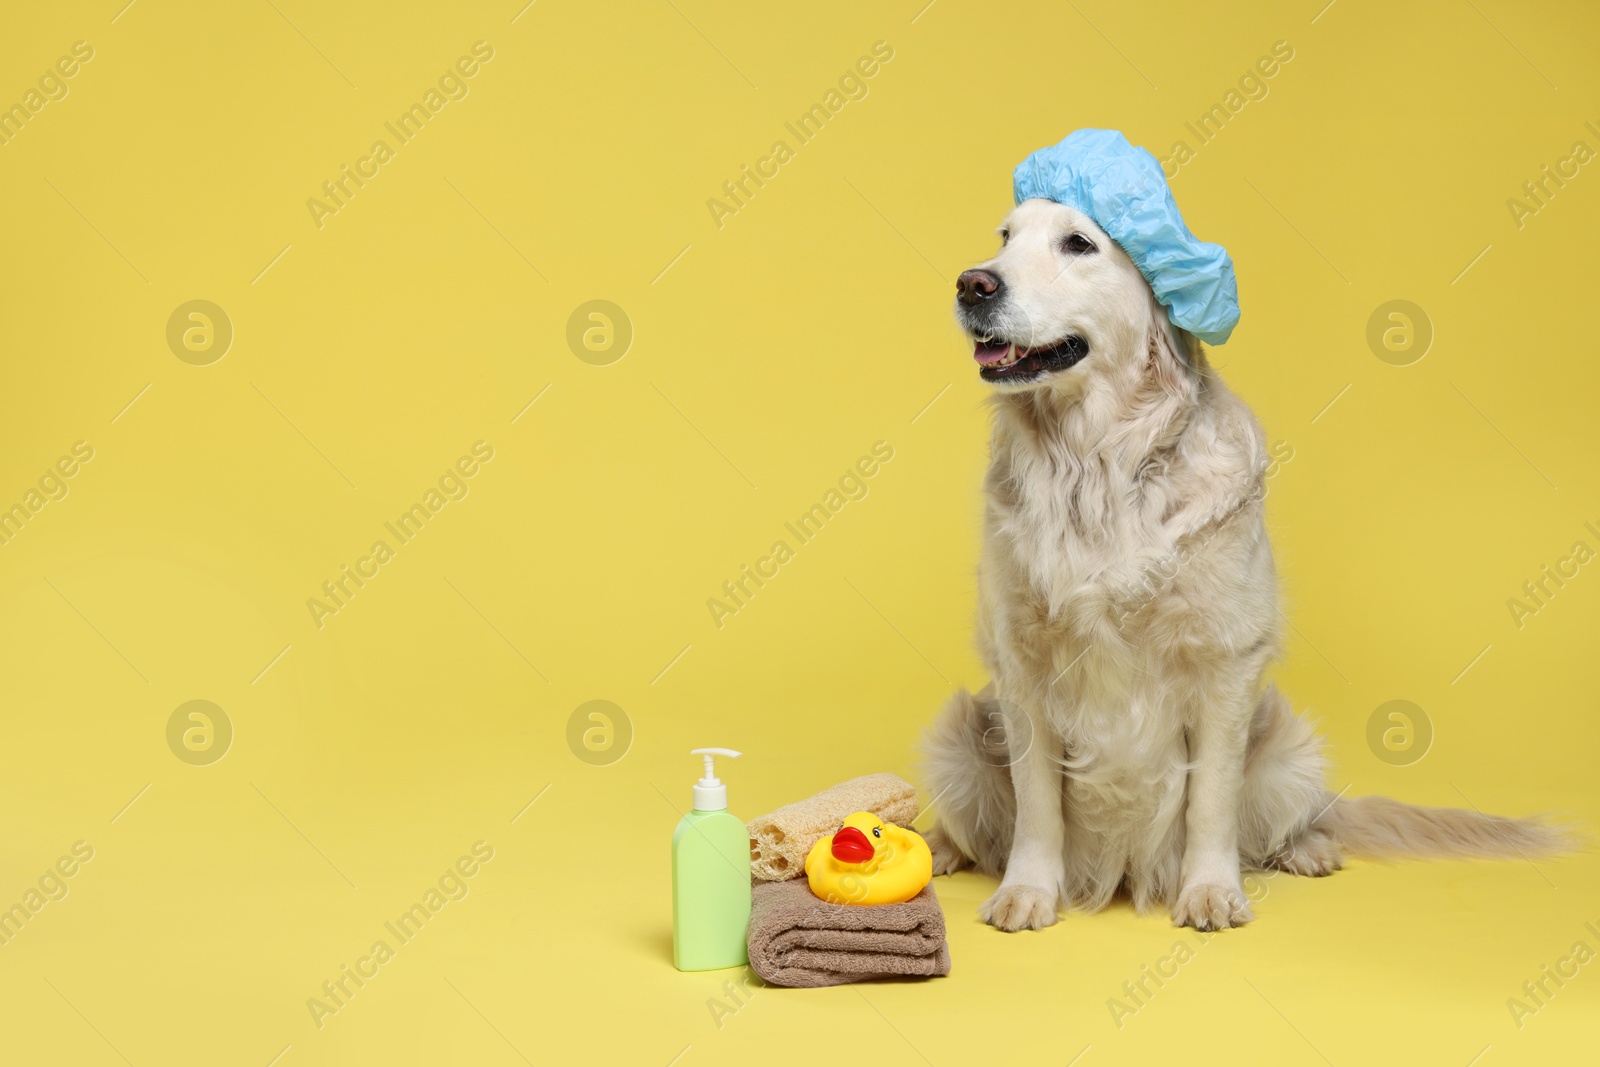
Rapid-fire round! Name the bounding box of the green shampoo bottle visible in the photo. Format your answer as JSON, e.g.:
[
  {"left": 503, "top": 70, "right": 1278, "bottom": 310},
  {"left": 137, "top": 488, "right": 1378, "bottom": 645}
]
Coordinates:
[{"left": 672, "top": 748, "right": 752, "bottom": 971}]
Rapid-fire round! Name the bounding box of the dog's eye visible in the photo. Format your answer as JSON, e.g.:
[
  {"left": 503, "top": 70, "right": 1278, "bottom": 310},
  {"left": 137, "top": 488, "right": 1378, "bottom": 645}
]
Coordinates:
[
  {"left": 1062, "top": 233, "right": 1097, "bottom": 255},
  {"left": 999, "top": 229, "right": 1010, "bottom": 245}
]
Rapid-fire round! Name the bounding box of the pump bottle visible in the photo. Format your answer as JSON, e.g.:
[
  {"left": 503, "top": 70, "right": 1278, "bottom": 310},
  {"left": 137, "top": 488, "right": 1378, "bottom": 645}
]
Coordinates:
[{"left": 671, "top": 748, "right": 751, "bottom": 971}]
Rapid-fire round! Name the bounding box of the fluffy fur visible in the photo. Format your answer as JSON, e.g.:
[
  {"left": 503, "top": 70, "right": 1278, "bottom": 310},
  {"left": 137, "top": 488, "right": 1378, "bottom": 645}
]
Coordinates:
[{"left": 923, "top": 198, "right": 1569, "bottom": 932}]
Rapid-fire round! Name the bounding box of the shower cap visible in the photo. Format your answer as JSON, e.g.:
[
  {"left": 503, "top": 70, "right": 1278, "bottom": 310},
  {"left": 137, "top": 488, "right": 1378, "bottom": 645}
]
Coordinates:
[{"left": 1012, "top": 129, "right": 1240, "bottom": 345}]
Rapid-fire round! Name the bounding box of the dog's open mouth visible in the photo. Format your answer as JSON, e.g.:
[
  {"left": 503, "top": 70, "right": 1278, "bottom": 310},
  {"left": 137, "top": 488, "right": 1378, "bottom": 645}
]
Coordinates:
[{"left": 972, "top": 335, "right": 1089, "bottom": 382}]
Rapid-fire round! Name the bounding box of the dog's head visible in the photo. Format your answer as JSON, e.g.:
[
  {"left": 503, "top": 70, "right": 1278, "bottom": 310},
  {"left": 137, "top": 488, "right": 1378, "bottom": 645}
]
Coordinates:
[{"left": 955, "top": 198, "right": 1193, "bottom": 396}]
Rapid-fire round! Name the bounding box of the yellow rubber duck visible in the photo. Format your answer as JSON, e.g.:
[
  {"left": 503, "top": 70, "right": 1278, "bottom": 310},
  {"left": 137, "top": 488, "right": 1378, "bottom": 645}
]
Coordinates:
[{"left": 805, "top": 811, "right": 933, "bottom": 906}]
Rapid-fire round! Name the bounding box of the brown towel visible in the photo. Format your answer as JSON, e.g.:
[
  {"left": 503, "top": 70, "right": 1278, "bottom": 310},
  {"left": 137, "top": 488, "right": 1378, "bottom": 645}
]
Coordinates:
[
  {"left": 747, "top": 879, "right": 951, "bottom": 988},
  {"left": 747, "top": 773, "right": 920, "bottom": 881}
]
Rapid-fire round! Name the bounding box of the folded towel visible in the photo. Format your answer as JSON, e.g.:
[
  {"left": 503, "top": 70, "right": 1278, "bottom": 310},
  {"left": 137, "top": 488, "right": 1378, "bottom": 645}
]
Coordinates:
[
  {"left": 746, "top": 879, "right": 951, "bottom": 988},
  {"left": 747, "top": 773, "right": 920, "bottom": 882}
]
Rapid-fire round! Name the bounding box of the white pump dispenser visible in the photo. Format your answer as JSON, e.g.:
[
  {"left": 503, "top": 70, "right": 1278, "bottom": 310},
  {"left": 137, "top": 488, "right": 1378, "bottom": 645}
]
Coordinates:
[{"left": 690, "top": 747, "right": 740, "bottom": 810}]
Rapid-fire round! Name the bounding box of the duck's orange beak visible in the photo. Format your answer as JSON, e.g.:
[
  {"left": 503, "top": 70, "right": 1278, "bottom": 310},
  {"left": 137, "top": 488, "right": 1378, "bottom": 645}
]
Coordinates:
[{"left": 831, "top": 825, "right": 875, "bottom": 863}]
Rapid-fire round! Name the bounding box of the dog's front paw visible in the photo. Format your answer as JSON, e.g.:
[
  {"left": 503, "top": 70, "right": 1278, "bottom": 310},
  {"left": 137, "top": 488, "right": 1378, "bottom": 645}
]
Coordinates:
[
  {"left": 1171, "top": 882, "right": 1253, "bottom": 931},
  {"left": 979, "top": 883, "right": 1058, "bottom": 931}
]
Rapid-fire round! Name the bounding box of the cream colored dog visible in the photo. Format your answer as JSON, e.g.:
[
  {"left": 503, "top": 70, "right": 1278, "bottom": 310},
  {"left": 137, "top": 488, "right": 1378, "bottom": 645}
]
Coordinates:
[{"left": 922, "top": 197, "right": 1564, "bottom": 932}]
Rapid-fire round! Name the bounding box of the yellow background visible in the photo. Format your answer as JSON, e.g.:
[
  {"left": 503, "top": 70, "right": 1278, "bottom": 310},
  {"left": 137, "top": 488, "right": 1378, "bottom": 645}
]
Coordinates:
[{"left": 2, "top": 1, "right": 1597, "bottom": 1064}]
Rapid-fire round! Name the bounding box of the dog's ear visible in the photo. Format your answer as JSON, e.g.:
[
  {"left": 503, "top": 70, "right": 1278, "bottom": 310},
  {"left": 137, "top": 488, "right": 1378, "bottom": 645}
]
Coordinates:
[{"left": 1145, "top": 292, "right": 1198, "bottom": 392}]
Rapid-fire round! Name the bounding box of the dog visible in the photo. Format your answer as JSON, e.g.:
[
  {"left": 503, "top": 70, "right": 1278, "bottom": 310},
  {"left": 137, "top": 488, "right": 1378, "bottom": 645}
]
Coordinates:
[{"left": 921, "top": 196, "right": 1566, "bottom": 932}]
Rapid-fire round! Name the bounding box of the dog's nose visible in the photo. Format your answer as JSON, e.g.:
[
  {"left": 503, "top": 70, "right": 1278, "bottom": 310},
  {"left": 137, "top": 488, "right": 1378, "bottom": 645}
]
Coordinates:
[{"left": 956, "top": 269, "right": 1002, "bottom": 307}]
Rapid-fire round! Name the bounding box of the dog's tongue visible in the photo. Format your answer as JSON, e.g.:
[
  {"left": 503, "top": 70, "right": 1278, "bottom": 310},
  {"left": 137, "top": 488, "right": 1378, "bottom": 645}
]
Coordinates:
[{"left": 974, "top": 340, "right": 1012, "bottom": 365}]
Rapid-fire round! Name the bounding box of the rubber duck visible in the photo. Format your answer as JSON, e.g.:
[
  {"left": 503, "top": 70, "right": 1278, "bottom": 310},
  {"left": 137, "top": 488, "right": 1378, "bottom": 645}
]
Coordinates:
[{"left": 805, "top": 811, "right": 933, "bottom": 906}]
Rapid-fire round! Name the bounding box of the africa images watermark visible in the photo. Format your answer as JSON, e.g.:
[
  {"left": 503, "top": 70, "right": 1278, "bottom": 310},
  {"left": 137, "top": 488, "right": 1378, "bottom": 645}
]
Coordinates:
[
  {"left": 1505, "top": 518, "right": 1600, "bottom": 631},
  {"left": 1107, "top": 930, "right": 1213, "bottom": 1028},
  {"left": 1110, "top": 440, "right": 1294, "bottom": 630},
  {"left": 1506, "top": 119, "right": 1600, "bottom": 231},
  {"left": 706, "top": 968, "right": 765, "bottom": 1030},
  {"left": 1107, "top": 872, "right": 1275, "bottom": 1029},
  {"left": 1504, "top": 917, "right": 1600, "bottom": 1030},
  {"left": 305, "top": 840, "right": 495, "bottom": 1030},
  {"left": 1161, "top": 40, "right": 1295, "bottom": 179},
  {"left": 306, "top": 441, "right": 496, "bottom": 629},
  {"left": 306, "top": 41, "right": 497, "bottom": 230},
  {"left": 706, "top": 440, "right": 895, "bottom": 629},
  {"left": 0, "top": 40, "right": 95, "bottom": 148},
  {"left": 0, "top": 841, "right": 95, "bottom": 949},
  {"left": 0, "top": 441, "right": 96, "bottom": 549},
  {"left": 705, "top": 40, "right": 896, "bottom": 230}
]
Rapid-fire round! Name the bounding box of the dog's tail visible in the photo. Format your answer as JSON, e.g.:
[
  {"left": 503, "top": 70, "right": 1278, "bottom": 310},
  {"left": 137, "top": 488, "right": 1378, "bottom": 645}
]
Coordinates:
[{"left": 1321, "top": 793, "right": 1575, "bottom": 861}]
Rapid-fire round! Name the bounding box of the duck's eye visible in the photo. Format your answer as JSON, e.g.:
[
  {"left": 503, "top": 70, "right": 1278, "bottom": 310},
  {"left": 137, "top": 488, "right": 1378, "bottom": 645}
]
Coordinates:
[
  {"left": 1062, "top": 233, "right": 1097, "bottom": 255},
  {"left": 871, "top": 827, "right": 882, "bottom": 838}
]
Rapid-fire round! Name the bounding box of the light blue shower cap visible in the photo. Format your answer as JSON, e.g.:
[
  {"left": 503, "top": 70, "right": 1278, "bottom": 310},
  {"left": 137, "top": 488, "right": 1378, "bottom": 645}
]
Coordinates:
[{"left": 1012, "top": 129, "right": 1240, "bottom": 345}]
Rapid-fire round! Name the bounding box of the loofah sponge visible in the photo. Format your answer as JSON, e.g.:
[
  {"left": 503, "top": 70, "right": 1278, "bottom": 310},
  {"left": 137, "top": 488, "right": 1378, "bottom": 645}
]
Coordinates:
[{"left": 747, "top": 773, "right": 920, "bottom": 882}]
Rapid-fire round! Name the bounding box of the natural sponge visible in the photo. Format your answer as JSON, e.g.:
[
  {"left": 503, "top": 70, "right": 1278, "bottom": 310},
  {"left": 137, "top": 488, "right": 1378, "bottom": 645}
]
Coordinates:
[{"left": 747, "top": 773, "right": 920, "bottom": 882}]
